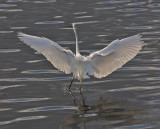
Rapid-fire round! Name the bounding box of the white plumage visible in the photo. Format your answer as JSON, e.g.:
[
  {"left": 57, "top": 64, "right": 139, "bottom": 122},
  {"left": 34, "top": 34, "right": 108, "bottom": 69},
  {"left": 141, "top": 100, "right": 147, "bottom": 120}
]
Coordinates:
[
  {"left": 18, "top": 33, "right": 74, "bottom": 74},
  {"left": 18, "top": 23, "right": 143, "bottom": 90},
  {"left": 88, "top": 34, "right": 143, "bottom": 78}
]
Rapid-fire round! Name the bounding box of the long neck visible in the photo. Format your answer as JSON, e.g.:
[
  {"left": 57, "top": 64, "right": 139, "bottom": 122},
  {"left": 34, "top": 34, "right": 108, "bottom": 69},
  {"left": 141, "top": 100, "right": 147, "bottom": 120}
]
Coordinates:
[{"left": 73, "top": 26, "right": 80, "bottom": 55}]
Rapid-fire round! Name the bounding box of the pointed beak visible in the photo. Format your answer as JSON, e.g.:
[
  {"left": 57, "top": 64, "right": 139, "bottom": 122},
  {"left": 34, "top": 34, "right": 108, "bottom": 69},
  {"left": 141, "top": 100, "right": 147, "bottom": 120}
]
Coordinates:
[{"left": 76, "top": 25, "right": 81, "bottom": 29}]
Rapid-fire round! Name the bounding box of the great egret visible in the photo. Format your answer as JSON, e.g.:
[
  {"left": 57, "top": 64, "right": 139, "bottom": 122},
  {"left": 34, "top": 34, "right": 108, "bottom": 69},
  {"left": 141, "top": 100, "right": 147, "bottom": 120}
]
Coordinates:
[{"left": 18, "top": 23, "right": 143, "bottom": 91}]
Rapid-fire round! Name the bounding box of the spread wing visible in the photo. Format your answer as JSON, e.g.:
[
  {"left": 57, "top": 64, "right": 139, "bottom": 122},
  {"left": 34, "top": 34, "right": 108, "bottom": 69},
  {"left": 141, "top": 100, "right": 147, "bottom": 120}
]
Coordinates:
[
  {"left": 87, "top": 34, "right": 144, "bottom": 78},
  {"left": 18, "top": 32, "right": 75, "bottom": 74}
]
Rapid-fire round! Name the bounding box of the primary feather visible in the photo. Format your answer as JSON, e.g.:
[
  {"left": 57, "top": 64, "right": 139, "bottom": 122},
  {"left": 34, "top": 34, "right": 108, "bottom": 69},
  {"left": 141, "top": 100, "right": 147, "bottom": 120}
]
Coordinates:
[
  {"left": 87, "top": 34, "right": 144, "bottom": 78},
  {"left": 18, "top": 32, "right": 74, "bottom": 74}
]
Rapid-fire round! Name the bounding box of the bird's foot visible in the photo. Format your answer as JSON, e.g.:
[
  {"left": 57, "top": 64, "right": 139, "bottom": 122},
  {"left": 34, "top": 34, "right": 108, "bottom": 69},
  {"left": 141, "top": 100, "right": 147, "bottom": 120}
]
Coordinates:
[
  {"left": 78, "top": 87, "right": 82, "bottom": 92},
  {"left": 67, "top": 87, "right": 71, "bottom": 92}
]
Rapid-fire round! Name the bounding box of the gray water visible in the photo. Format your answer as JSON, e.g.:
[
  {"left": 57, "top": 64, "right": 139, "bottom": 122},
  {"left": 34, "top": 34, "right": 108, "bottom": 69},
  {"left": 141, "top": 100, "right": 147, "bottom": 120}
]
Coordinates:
[{"left": 0, "top": 0, "right": 160, "bottom": 129}]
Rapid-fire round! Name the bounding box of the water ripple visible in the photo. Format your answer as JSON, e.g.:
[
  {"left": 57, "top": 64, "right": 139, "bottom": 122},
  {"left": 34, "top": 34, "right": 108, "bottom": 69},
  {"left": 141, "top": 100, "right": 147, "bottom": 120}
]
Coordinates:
[
  {"left": 0, "top": 98, "right": 50, "bottom": 103},
  {"left": 0, "top": 77, "right": 71, "bottom": 82},
  {"left": 75, "top": 21, "right": 98, "bottom": 25},
  {"left": 0, "top": 16, "right": 7, "bottom": 19},
  {"left": 119, "top": 66, "right": 160, "bottom": 71},
  {"left": 148, "top": 3, "right": 160, "bottom": 8},
  {"left": 117, "top": 8, "right": 147, "bottom": 12},
  {"left": 54, "top": 16, "right": 62, "bottom": 18},
  {"left": 0, "top": 84, "right": 25, "bottom": 90},
  {"left": 0, "top": 4, "right": 17, "bottom": 7},
  {"left": 74, "top": 12, "right": 87, "bottom": 15},
  {"left": 0, "top": 9, "right": 23, "bottom": 12},
  {"left": 96, "top": 35, "right": 108, "bottom": 37},
  {"left": 108, "top": 86, "right": 160, "bottom": 92},
  {"left": 127, "top": 2, "right": 146, "bottom": 6},
  {"left": 148, "top": 99, "right": 160, "bottom": 105},
  {"left": 97, "top": 0, "right": 130, "bottom": 4},
  {"left": 151, "top": 19, "right": 160, "bottom": 23},
  {"left": 120, "top": 124, "right": 155, "bottom": 129},
  {"left": 34, "top": 0, "right": 56, "bottom": 3},
  {"left": 151, "top": 9, "right": 160, "bottom": 12},
  {"left": 138, "top": 92, "right": 160, "bottom": 98},
  {"left": 21, "top": 69, "right": 62, "bottom": 74},
  {"left": 7, "top": 0, "right": 23, "bottom": 2},
  {"left": 142, "top": 37, "right": 160, "bottom": 41},
  {"left": 19, "top": 106, "right": 77, "bottom": 112},
  {"left": 0, "top": 49, "right": 20, "bottom": 53},
  {"left": 95, "top": 7, "right": 116, "bottom": 10},
  {"left": 60, "top": 27, "right": 73, "bottom": 30},
  {"left": 0, "top": 108, "right": 12, "bottom": 111},
  {"left": 0, "top": 68, "right": 17, "bottom": 71},
  {"left": 142, "top": 31, "right": 160, "bottom": 35},
  {"left": 79, "top": 113, "right": 98, "bottom": 118},
  {"left": 26, "top": 59, "right": 45, "bottom": 63},
  {"left": 75, "top": 15, "right": 93, "bottom": 19},
  {"left": 35, "top": 21, "right": 64, "bottom": 24},
  {"left": 0, "top": 116, "right": 47, "bottom": 126},
  {"left": 125, "top": 26, "right": 153, "bottom": 30},
  {"left": 0, "top": 31, "right": 14, "bottom": 33},
  {"left": 10, "top": 26, "right": 28, "bottom": 30}
]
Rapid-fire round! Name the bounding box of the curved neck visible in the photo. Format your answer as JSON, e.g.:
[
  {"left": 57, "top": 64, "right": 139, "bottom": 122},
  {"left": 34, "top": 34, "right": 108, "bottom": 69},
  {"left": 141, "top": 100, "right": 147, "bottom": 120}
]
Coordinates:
[{"left": 73, "top": 25, "right": 80, "bottom": 55}]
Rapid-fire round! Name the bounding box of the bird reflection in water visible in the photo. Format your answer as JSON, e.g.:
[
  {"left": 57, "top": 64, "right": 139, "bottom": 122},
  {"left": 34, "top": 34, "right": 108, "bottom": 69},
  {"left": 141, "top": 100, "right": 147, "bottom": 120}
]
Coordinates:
[{"left": 60, "top": 90, "right": 143, "bottom": 129}]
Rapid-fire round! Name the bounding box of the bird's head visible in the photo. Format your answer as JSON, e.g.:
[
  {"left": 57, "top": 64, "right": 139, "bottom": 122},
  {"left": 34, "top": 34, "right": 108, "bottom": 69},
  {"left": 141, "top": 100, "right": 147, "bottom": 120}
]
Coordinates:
[{"left": 72, "top": 23, "right": 81, "bottom": 29}]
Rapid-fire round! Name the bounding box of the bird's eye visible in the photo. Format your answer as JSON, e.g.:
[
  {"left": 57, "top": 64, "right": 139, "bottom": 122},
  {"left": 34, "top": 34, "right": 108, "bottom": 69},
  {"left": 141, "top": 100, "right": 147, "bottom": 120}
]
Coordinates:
[{"left": 76, "top": 25, "right": 81, "bottom": 29}]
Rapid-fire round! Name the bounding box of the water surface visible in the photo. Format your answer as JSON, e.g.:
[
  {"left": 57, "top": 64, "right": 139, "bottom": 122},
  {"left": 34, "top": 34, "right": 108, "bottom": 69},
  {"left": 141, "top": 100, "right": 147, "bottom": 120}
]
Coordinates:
[{"left": 0, "top": 0, "right": 160, "bottom": 129}]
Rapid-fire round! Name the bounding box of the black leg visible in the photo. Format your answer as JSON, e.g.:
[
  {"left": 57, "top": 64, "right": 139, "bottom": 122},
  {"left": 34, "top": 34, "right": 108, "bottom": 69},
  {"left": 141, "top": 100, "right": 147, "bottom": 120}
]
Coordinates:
[
  {"left": 68, "top": 75, "right": 74, "bottom": 90},
  {"left": 68, "top": 89, "right": 77, "bottom": 106}
]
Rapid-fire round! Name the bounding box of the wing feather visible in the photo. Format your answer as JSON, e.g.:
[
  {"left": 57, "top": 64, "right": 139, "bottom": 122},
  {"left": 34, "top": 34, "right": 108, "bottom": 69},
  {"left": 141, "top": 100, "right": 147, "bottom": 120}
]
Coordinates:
[
  {"left": 18, "top": 32, "right": 75, "bottom": 74},
  {"left": 87, "top": 34, "right": 144, "bottom": 78}
]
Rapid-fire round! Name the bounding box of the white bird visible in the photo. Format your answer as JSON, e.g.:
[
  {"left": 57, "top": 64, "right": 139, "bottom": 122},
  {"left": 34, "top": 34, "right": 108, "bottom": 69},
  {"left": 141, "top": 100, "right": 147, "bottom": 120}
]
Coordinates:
[{"left": 18, "top": 23, "right": 143, "bottom": 91}]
